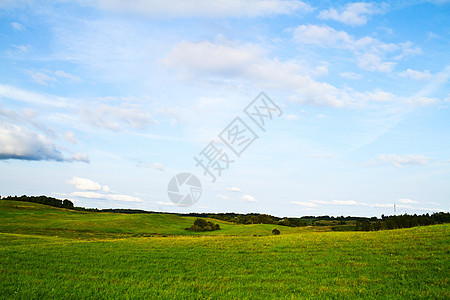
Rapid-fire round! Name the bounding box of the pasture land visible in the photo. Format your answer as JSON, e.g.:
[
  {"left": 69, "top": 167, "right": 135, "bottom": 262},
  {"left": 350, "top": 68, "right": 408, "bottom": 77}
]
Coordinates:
[{"left": 0, "top": 200, "right": 448, "bottom": 299}]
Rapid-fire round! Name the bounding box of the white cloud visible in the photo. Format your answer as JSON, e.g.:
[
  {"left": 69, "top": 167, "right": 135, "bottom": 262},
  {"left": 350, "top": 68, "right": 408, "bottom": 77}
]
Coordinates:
[
  {"left": 0, "top": 123, "right": 65, "bottom": 161},
  {"left": 410, "top": 96, "right": 439, "bottom": 105},
  {"left": 427, "top": 31, "right": 438, "bottom": 39},
  {"left": 318, "top": 2, "right": 388, "bottom": 25},
  {"left": 292, "top": 199, "right": 434, "bottom": 210},
  {"left": 395, "top": 42, "right": 422, "bottom": 59},
  {"left": 365, "top": 90, "right": 395, "bottom": 102},
  {"left": 12, "top": 44, "right": 31, "bottom": 54},
  {"left": 71, "top": 191, "right": 104, "bottom": 199},
  {"left": 217, "top": 194, "right": 233, "bottom": 200},
  {"left": 286, "top": 114, "right": 299, "bottom": 120},
  {"left": 398, "top": 198, "right": 418, "bottom": 204},
  {"left": 0, "top": 84, "right": 73, "bottom": 108},
  {"left": 68, "top": 177, "right": 102, "bottom": 191},
  {"left": 242, "top": 194, "right": 257, "bottom": 202},
  {"left": 81, "top": 104, "right": 156, "bottom": 131},
  {"left": 26, "top": 71, "right": 58, "bottom": 86},
  {"left": 71, "top": 153, "right": 90, "bottom": 163},
  {"left": 293, "top": 25, "right": 355, "bottom": 48},
  {"left": 156, "top": 201, "right": 176, "bottom": 206},
  {"left": 68, "top": 177, "right": 141, "bottom": 202},
  {"left": 163, "top": 39, "right": 397, "bottom": 107},
  {"left": 106, "top": 194, "right": 142, "bottom": 202},
  {"left": 153, "top": 162, "right": 164, "bottom": 171},
  {"left": 227, "top": 187, "right": 243, "bottom": 192},
  {"left": 89, "top": 0, "right": 313, "bottom": 18},
  {"left": 290, "top": 201, "right": 318, "bottom": 207},
  {"left": 26, "top": 70, "right": 81, "bottom": 86},
  {"left": 357, "top": 53, "right": 396, "bottom": 72},
  {"left": 308, "top": 199, "right": 359, "bottom": 206},
  {"left": 374, "top": 203, "right": 394, "bottom": 208},
  {"left": 293, "top": 25, "right": 418, "bottom": 73},
  {"left": 163, "top": 40, "right": 264, "bottom": 77},
  {"left": 399, "top": 69, "right": 432, "bottom": 80},
  {"left": 339, "top": 72, "right": 362, "bottom": 79},
  {"left": 11, "top": 22, "right": 24, "bottom": 31},
  {"left": 365, "top": 154, "right": 430, "bottom": 168},
  {"left": 332, "top": 200, "right": 358, "bottom": 205},
  {"left": 64, "top": 131, "right": 77, "bottom": 144},
  {"left": 70, "top": 191, "right": 141, "bottom": 202},
  {"left": 54, "top": 70, "right": 81, "bottom": 82}
]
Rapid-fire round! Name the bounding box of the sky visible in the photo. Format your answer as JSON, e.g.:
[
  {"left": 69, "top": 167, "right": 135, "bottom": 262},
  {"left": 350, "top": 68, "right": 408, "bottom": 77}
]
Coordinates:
[{"left": 0, "top": 0, "right": 449, "bottom": 217}]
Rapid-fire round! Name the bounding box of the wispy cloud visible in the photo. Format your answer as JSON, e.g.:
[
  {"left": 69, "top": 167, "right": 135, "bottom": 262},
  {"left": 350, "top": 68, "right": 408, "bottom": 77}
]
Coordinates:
[
  {"left": 318, "top": 2, "right": 388, "bottom": 25},
  {"left": 364, "top": 154, "right": 430, "bottom": 168},
  {"left": 217, "top": 194, "right": 233, "bottom": 201},
  {"left": 308, "top": 200, "right": 359, "bottom": 206},
  {"left": 26, "top": 70, "right": 81, "bottom": 86},
  {"left": 68, "top": 177, "right": 141, "bottom": 202},
  {"left": 339, "top": 72, "right": 362, "bottom": 79},
  {"left": 71, "top": 153, "right": 90, "bottom": 163},
  {"left": 11, "top": 22, "right": 25, "bottom": 31},
  {"left": 89, "top": 0, "right": 313, "bottom": 18},
  {"left": 0, "top": 84, "right": 74, "bottom": 108},
  {"left": 12, "top": 44, "right": 31, "bottom": 54},
  {"left": 154, "top": 162, "right": 164, "bottom": 171},
  {"left": 163, "top": 39, "right": 414, "bottom": 107},
  {"left": 290, "top": 201, "right": 318, "bottom": 207},
  {"left": 80, "top": 104, "right": 157, "bottom": 131},
  {"left": 293, "top": 24, "right": 420, "bottom": 72},
  {"left": 68, "top": 177, "right": 104, "bottom": 191},
  {"left": 399, "top": 69, "right": 432, "bottom": 80},
  {"left": 227, "top": 187, "right": 243, "bottom": 192},
  {"left": 242, "top": 194, "right": 257, "bottom": 202},
  {"left": 291, "top": 199, "right": 440, "bottom": 212},
  {"left": 286, "top": 114, "right": 300, "bottom": 120},
  {"left": 398, "top": 198, "right": 418, "bottom": 204},
  {"left": 64, "top": 131, "right": 77, "bottom": 144}
]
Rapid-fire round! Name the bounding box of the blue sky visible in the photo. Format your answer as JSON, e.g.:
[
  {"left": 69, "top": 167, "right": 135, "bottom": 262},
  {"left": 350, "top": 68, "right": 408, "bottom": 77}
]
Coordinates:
[{"left": 0, "top": 0, "right": 449, "bottom": 217}]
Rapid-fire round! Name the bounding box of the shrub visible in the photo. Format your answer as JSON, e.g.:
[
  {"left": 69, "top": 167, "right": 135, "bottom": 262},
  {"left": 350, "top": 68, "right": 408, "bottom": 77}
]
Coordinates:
[
  {"left": 272, "top": 228, "right": 280, "bottom": 235},
  {"left": 194, "top": 218, "right": 208, "bottom": 228},
  {"left": 185, "top": 218, "right": 221, "bottom": 232}
]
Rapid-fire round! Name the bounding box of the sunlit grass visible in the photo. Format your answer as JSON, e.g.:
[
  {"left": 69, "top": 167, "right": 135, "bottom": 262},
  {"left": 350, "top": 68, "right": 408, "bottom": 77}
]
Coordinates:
[{"left": 0, "top": 200, "right": 448, "bottom": 299}]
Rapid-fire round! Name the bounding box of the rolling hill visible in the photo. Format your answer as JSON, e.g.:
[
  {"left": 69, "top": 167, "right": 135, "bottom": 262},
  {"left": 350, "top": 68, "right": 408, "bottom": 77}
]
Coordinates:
[{"left": 0, "top": 200, "right": 448, "bottom": 299}]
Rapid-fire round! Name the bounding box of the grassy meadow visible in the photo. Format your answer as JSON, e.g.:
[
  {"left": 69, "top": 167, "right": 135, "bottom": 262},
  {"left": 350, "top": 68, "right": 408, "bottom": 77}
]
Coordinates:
[{"left": 0, "top": 200, "right": 448, "bottom": 299}]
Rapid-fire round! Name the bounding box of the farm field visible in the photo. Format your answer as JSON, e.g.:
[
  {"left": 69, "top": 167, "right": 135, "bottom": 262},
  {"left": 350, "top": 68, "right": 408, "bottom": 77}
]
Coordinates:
[{"left": 0, "top": 200, "right": 449, "bottom": 299}]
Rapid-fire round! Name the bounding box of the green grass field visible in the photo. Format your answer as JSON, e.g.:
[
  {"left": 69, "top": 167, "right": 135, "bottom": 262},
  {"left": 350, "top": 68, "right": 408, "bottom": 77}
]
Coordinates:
[{"left": 0, "top": 200, "right": 448, "bottom": 299}]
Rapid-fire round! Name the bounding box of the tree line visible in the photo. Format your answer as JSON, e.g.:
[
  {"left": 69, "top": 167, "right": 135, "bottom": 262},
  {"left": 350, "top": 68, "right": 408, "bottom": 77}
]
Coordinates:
[
  {"left": 355, "top": 213, "right": 450, "bottom": 231},
  {"left": 2, "top": 195, "right": 74, "bottom": 209},
  {"left": 2, "top": 195, "right": 448, "bottom": 232}
]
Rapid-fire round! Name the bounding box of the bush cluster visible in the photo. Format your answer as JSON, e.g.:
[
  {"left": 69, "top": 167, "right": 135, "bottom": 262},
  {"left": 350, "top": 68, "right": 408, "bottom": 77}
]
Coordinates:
[
  {"left": 355, "top": 212, "right": 449, "bottom": 231},
  {"left": 185, "top": 218, "right": 221, "bottom": 232},
  {"left": 2, "top": 195, "right": 74, "bottom": 209}
]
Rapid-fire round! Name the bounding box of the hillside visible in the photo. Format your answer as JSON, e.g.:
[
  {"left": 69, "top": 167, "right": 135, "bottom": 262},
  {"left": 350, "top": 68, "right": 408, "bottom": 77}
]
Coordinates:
[
  {"left": 1, "top": 200, "right": 448, "bottom": 298},
  {"left": 0, "top": 200, "right": 310, "bottom": 239}
]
